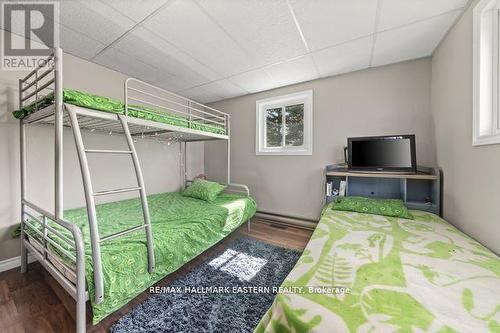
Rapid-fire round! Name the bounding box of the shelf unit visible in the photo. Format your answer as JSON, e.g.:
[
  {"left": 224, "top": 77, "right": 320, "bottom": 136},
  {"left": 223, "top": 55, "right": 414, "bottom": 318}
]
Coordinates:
[{"left": 325, "top": 164, "right": 442, "bottom": 216}]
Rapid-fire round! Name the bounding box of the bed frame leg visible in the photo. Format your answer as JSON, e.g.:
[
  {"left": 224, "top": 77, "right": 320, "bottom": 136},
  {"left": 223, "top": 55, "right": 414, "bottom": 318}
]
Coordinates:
[
  {"left": 76, "top": 232, "right": 86, "bottom": 333},
  {"left": 76, "top": 296, "right": 86, "bottom": 333},
  {"left": 247, "top": 219, "right": 251, "bottom": 232},
  {"left": 20, "top": 206, "right": 27, "bottom": 273},
  {"left": 20, "top": 238, "right": 27, "bottom": 273},
  {"left": 20, "top": 99, "right": 27, "bottom": 273}
]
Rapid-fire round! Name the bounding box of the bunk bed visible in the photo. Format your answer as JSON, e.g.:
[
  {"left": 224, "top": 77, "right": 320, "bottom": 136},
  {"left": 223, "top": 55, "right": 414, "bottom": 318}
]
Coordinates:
[{"left": 16, "top": 48, "right": 256, "bottom": 332}]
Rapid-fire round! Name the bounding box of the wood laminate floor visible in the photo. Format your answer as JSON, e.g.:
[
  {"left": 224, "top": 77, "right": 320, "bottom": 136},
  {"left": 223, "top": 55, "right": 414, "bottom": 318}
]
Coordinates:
[{"left": 0, "top": 219, "right": 313, "bottom": 333}]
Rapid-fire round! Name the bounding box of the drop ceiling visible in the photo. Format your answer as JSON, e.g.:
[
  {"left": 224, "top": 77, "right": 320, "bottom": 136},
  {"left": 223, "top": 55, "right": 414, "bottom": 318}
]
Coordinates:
[{"left": 4, "top": 0, "right": 469, "bottom": 103}]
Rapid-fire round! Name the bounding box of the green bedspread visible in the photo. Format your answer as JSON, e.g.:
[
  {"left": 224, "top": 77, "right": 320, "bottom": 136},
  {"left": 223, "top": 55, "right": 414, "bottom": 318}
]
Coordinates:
[
  {"left": 13, "top": 89, "right": 225, "bottom": 135},
  {"left": 28, "top": 192, "right": 256, "bottom": 324},
  {"left": 256, "top": 205, "right": 500, "bottom": 332}
]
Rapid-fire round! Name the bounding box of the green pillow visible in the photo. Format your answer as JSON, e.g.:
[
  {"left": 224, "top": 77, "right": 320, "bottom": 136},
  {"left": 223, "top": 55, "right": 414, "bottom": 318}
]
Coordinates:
[
  {"left": 332, "top": 196, "right": 414, "bottom": 219},
  {"left": 182, "top": 179, "right": 226, "bottom": 202}
]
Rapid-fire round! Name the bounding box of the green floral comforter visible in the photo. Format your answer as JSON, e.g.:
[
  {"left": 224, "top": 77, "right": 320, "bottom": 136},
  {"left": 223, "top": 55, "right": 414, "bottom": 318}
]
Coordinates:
[
  {"left": 28, "top": 192, "right": 256, "bottom": 324},
  {"left": 256, "top": 206, "right": 500, "bottom": 332},
  {"left": 12, "top": 89, "right": 225, "bottom": 134}
]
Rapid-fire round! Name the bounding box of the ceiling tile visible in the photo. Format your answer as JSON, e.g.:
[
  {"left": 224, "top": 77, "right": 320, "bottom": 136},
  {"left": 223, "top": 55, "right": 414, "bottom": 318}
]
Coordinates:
[
  {"left": 180, "top": 79, "right": 248, "bottom": 103},
  {"left": 202, "top": 79, "right": 248, "bottom": 100},
  {"left": 378, "top": 0, "right": 468, "bottom": 32},
  {"left": 289, "top": 0, "right": 378, "bottom": 51},
  {"left": 59, "top": 0, "right": 135, "bottom": 45},
  {"left": 372, "top": 10, "right": 461, "bottom": 67},
  {"left": 180, "top": 85, "right": 222, "bottom": 104},
  {"left": 196, "top": 0, "right": 307, "bottom": 66},
  {"left": 312, "top": 36, "right": 372, "bottom": 77},
  {"left": 266, "top": 55, "right": 318, "bottom": 87},
  {"left": 101, "top": 0, "right": 170, "bottom": 22},
  {"left": 143, "top": 0, "right": 257, "bottom": 77},
  {"left": 60, "top": 25, "right": 106, "bottom": 60},
  {"left": 228, "top": 68, "right": 278, "bottom": 94},
  {"left": 93, "top": 47, "right": 171, "bottom": 85},
  {"left": 113, "top": 27, "right": 219, "bottom": 91},
  {"left": 152, "top": 73, "right": 193, "bottom": 93}
]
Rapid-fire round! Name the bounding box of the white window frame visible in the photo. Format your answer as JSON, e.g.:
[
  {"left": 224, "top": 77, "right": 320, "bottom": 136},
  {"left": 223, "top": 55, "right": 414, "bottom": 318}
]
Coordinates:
[
  {"left": 473, "top": 0, "right": 500, "bottom": 145},
  {"left": 256, "top": 90, "right": 313, "bottom": 155}
]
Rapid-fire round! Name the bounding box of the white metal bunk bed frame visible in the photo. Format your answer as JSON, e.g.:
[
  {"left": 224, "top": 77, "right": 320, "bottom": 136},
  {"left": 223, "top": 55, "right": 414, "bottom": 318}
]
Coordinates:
[{"left": 18, "top": 48, "right": 249, "bottom": 333}]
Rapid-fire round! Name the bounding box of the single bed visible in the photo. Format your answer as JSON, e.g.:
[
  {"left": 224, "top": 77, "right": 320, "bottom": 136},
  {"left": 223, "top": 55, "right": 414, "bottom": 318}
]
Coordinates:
[
  {"left": 255, "top": 205, "right": 500, "bottom": 332},
  {"left": 25, "top": 192, "right": 256, "bottom": 324},
  {"left": 13, "top": 88, "right": 225, "bottom": 135}
]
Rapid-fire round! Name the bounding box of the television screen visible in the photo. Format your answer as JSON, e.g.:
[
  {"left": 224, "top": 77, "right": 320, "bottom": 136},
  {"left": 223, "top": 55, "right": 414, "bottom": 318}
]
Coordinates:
[{"left": 348, "top": 135, "right": 416, "bottom": 173}]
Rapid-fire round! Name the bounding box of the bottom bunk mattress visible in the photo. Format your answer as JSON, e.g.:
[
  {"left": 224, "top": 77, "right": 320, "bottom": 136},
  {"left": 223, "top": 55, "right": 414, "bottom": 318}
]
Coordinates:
[
  {"left": 27, "top": 192, "right": 256, "bottom": 324},
  {"left": 256, "top": 206, "right": 500, "bottom": 333}
]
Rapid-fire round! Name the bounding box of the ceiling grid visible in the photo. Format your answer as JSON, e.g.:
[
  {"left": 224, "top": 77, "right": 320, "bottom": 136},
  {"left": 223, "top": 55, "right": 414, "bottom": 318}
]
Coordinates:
[{"left": 2, "top": 0, "right": 470, "bottom": 103}]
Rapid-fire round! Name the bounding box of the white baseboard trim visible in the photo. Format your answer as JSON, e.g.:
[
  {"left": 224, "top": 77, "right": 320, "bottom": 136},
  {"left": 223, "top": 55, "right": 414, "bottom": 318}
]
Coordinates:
[{"left": 0, "top": 254, "right": 37, "bottom": 273}]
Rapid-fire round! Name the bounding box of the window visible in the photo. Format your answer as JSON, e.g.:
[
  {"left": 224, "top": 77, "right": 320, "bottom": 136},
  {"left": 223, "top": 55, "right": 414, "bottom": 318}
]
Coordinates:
[
  {"left": 256, "top": 90, "right": 313, "bottom": 155},
  {"left": 473, "top": 0, "right": 500, "bottom": 145}
]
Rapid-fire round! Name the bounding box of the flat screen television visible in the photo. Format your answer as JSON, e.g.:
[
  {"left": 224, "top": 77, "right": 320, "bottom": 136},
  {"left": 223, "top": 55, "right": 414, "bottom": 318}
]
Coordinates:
[{"left": 347, "top": 135, "right": 417, "bottom": 173}]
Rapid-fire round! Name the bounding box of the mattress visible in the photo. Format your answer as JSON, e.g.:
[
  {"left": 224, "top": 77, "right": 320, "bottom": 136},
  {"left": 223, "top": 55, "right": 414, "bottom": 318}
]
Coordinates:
[
  {"left": 26, "top": 192, "right": 256, "bottom": 324},
  {"left": 13, "top": 88, "right": 225, "bottom": 135},
  {"left": 255, "top": 206, "right": 500, "bottom": 333}
]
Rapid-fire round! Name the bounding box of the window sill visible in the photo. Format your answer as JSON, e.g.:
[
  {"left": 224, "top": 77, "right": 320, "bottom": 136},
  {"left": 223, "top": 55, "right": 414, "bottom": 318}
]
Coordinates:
[
  {"left": 256, "top": 149, "right": 312, "bottom": 156},
  {"left": 472, "top": 133, "right": 500, "bottom": 146}
]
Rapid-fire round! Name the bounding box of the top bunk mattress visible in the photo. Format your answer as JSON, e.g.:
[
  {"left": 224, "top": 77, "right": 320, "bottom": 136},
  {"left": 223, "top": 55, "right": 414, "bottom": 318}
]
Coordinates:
[
  {"left": 25, "top": 191, "right": 256, "bottom": 324},
  {"left": 13, "top": 88, "right": 226, "bottom": 135},
  {"left": 256, "top": 206, "right": 500, "bottom": 333}
]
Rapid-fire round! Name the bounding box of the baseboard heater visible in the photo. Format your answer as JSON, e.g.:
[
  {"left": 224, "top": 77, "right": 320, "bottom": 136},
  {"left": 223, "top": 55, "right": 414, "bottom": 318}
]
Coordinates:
[{"left": 254, "top": 211, "right": 318, "bottom": 230}]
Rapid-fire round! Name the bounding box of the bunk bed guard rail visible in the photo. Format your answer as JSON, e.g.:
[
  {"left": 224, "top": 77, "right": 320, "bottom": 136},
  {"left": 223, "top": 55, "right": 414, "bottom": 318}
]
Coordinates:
[
  {"left": 20, "top": 200, "right": 87, "bottom": 333},
  {"left": 124, "top": 78, "right": 229, "bottom": 136}
]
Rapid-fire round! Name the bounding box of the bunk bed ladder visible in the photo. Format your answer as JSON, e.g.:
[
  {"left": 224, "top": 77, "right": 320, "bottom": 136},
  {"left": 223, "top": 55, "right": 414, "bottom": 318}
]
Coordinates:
[{"left": 67, "top": 108, "right": 155, "bottom": 304}]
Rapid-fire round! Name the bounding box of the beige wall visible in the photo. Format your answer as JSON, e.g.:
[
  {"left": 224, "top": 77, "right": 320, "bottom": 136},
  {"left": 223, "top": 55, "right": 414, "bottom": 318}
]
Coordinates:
[
  {"left": 0, "top": 31, "right": 203, "bottom": 261},
  {"left": 206, "top": 58, "right": 436, "bottom": 220},
  {"left": 431, "top": 0, "right": 500, "bottom": 255}
]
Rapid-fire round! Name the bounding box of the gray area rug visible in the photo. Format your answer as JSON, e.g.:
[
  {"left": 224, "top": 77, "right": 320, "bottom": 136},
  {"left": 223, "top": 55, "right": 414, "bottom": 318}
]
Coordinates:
[{"left": 109, "top": 236, "right": 302, "bottom": 333}]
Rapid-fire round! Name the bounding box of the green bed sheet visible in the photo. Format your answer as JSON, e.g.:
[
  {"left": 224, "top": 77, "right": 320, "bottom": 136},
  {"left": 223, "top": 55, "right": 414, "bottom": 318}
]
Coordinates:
[
  {"left": 256, "top": 206, "right": 500, "bottom": 333},
  {"left": 28, "top": 192, "right": 256, "bottom": 324},
  {"left": 13, "top": 89, "right": 225, "bottom": 135}
]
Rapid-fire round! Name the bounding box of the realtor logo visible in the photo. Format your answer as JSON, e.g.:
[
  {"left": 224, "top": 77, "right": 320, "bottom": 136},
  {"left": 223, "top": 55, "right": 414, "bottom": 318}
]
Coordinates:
[{"left": 1, "top": 1, "right": 59, "bottom": 70}]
